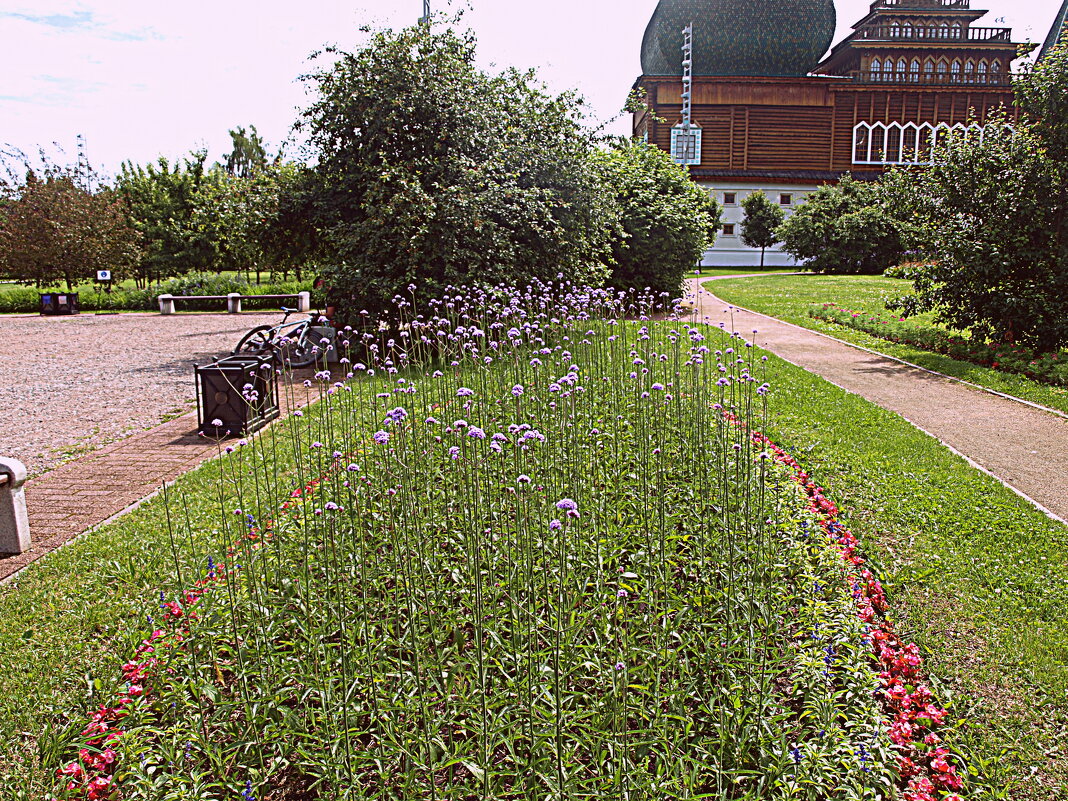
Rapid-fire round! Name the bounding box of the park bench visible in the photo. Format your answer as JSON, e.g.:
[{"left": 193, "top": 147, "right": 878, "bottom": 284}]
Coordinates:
[
  {"left": 157, "top": 291, "right": 310, "bottom": 315},
  {"left": 0, "top": 458, "right": 30, "bottom": 554}
]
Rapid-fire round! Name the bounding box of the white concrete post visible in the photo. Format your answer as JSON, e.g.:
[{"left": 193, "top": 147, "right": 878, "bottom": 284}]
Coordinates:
[
  {"left": 227, "top": 293, "right": 242, "bottom": 314},
  {"left": 158, "top": 294, "right": 176, "bottom": 315},
  {"left": 297, "top": 291, "right": 311, "bottom": 312},
  {"left": 0, "top": 457, "right": 30, "bottom": 554}
]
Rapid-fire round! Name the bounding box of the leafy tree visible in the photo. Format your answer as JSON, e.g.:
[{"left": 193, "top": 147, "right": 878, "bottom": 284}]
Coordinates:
[
  {"left": 116, "top": 152, "right": 221, "bottom": 286},
  {"left": 595, "top": 139, "right": 720, "bottom": 297},
  {"left": 739, "top": 191, "right": 784, "bottom": 268},
  {"left": 777, "top": 176, "right": 903, "bottom": 275},
  {"left": 297, "top": 24, "right": 616, "bottom": 323},
  {"left": 882, "top": 41, "right": 1068, "bottom": 351},
  {"left": 0, "top": 160, "right": 140, "bottom": 290},
  {"left": 257, "top": 162, "right": 322, "bottom": 282},
  {"left": 223, "top": 125, "right": 268, "bottom": 178}
]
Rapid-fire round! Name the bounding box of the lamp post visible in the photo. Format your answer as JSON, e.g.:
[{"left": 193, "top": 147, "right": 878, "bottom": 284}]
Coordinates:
[
  {"left": 671, "top": 23, "right": 701, "bottom": 168},
  {"left": 419, "top": 0, "right": 430, "bottom": 25}
]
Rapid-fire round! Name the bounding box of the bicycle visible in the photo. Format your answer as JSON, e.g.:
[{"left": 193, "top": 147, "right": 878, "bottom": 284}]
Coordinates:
[{"left": 233, "top": 307, "right": 332, "bottom": 368}]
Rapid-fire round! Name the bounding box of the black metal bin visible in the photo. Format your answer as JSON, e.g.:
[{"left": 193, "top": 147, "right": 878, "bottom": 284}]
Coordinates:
[
  {"left": 195, "top": 353, "right": 279, "bottom": 437},
  {"left": 40, "top": 292, "right": 79, "bottom": 315}
]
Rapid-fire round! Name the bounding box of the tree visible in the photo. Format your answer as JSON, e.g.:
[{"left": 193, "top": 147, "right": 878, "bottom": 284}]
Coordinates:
[
  {"left": 296, "top": 24, "right": 616, "bottom": 323},
  {"left": 777, "top": 176, "right": 903, "bottom": 275},
  {"left": 739, "top": 191, "right": 784, "bottom": 268},
  {"left": 223, "top": 125, "right": 268, "bottom": 179},
  {"left": 881, "top": 41, "right": 1068, "bottom": 351},
  {"left": 115, "top": 152, "right": 221, "bottom": 286},
  {"left": 0, "top": 160, "right": 141, "bottom": 290},
  {"left": 595, "top": 139, "right": 720, "bottom": 298}
]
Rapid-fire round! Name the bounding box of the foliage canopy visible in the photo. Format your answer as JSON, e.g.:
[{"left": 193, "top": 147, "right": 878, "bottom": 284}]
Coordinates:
[
  {"left": 777, "top": 176, "right": 903, "bottom": 276},
  {"left": 739, "top": 192, "right": 784, "bottom": 269},
  {"left": 883, "top": 41, "right": 1068, "bottom": 351},
  {"left": 594, "top": 139, "right": 720, "bottom": 298},
  {"left": 297, "top": 25, "right": 618, "bottom": 322},
  {"left": 0, "top": 158, "right": 140, "bottom": 289}
]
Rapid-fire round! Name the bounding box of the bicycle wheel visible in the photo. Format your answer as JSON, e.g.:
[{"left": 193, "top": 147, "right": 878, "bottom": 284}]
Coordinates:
[
  {"left": 286, "top": 328, "right": 319, "bottom": 369},
  {"left": 234, "top": 325, "right": 275, "bottom": 357}
]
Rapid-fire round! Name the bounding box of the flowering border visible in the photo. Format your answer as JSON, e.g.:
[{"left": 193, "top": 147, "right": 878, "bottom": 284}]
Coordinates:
[
  {"left": 755, "top": 431, "right": 965, "bottom": 801},
  {"left": 810, "top": 302, "right": 1068, "bottom": 388},
  {"left": 56, "top": 425, "right": 967, "bottom": 801}
]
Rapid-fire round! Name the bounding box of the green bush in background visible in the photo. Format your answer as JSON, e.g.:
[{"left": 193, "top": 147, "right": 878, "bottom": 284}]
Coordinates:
[{"left": 0, "top": 273, "right": 313, "bottom": 313}]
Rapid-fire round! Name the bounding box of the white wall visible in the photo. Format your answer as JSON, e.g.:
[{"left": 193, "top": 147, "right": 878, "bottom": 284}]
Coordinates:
[{"left": 699, "top": 182, "right": 815, "bottom": 268}]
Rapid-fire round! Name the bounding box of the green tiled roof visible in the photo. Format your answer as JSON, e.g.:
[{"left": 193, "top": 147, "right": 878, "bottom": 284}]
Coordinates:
[
  {"left": 1039, "top": 0, "right": 1068, "bottom": 62},
  {"left": 640, "top": 0, "right": 836, "bottom": 77}
]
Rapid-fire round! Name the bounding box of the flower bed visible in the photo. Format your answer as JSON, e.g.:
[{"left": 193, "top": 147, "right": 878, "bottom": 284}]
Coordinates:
[
  {"left": 49, "top": 284, "right": 965, "bottom": 800},
  {"left": 810, "top": 303, "right": 1068, "bottom": 387}
]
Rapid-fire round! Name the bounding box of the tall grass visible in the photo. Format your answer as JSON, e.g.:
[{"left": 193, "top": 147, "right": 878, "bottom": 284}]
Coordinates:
[{"left": 49, "top": 283, "right": 895, "bottom": 800}]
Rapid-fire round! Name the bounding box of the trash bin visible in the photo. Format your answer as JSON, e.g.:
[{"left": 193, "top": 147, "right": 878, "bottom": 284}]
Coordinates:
[
  {"left": 195, "top": 353, "right": 279, "bottom": 437},
  {"left": 40, "top": 292, "right": 79, "bottom": 315},
  {"left": 309, "top": 325, "right": 341, "bottom": 364}
]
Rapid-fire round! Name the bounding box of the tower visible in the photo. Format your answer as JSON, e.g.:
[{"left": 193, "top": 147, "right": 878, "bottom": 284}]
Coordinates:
[{"left": 631, "top": 0, "right": 1031, "bottom": 268}]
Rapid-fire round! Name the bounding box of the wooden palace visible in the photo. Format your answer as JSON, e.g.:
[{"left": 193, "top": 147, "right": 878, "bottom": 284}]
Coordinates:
[{"left": 633, "top": 0, "right": 1056, "bottom": 267}]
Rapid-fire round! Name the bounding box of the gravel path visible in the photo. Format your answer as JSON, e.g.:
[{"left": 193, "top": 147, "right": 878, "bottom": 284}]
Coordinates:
[
  {"left": 0, "top": 311, "right": 287, "bottom": 476},
  {"left": 689, "top": 278, "right": 1068, "bottom": 522}
]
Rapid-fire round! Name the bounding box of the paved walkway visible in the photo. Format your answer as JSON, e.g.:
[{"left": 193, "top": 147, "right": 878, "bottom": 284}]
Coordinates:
[
  {"left": 1, "top": 379, "right": 315, "bottom": 583},
  {"left": 688, "top": 278, "right": 1068, "bottom": 523}
]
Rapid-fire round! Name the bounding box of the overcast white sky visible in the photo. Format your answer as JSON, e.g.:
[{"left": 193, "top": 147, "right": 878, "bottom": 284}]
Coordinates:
[{"left": 0, "top": 0, "right": 1058, "bottom": 178}]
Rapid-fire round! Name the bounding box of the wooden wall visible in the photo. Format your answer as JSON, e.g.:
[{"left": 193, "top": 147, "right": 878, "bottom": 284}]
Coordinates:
[{"left": 640, "top": 75, "right": 1017, "bottom": 175}]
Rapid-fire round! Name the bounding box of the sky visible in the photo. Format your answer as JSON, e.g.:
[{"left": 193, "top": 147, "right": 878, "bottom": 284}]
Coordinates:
[{"left": 0, "top": 0, "right": 1059, "bottom": 179}]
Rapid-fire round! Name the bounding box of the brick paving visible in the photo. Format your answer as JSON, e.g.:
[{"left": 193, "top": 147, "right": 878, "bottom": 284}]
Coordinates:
[{"left": 1, "top": 378, "right": 315, "bottom": 583}]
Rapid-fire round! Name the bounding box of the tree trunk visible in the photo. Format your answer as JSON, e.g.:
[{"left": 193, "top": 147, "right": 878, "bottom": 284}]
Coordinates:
[{"left": 760, "top": 247, "right": 766, "bottom": 269}]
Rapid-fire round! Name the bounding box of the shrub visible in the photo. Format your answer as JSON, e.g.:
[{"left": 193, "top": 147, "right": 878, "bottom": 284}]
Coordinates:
[
  {"left": 811, "top": 302, "right": 1068, "bottom": 387},
  {"left": 777, "top": 177, "right": 903, "bottom": 275},
  {"left": 595, "top": 140, "right": 720, "bottom": 298},
  {"left": 301, "top": 25, "right": 615, "bottom": 324}
]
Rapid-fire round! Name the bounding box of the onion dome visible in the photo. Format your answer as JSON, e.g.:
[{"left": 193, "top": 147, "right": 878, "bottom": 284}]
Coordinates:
[
  {"left": 640, "top": 0, "right": 836, "bottom": 77},
  {"left": 1039, "top": 0, "right": 1068, "bottom": 63}
]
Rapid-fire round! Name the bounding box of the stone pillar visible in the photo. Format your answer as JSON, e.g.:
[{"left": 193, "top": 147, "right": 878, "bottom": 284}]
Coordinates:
[
  {"left": 297, "top": 291, "right": 311, "bottom": 312},
  {"left": 0, "top": 457, "right": 30, "bottom": 554},
  {"left": 227, "top": 293, "right": 242, "bottom": 314},
  {"left": 158, "top": 294, "right": 176, "bottom": 315}
]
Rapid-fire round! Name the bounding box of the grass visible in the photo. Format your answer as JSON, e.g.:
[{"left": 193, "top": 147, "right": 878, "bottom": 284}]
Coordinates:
[
  {"left": 705, "top": 274, "right": 1068, "bottom": 416},
  {"left": 1, "top": 291, "right": 1067, "bottom": 797},
  {"left": 694, "top": 267, "right": 803, "bottom": 279}
]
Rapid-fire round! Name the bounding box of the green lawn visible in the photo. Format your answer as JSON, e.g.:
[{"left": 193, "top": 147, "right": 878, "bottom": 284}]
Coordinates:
[
  {"left": 707, "top": 274, "right": 1068, "bottom": 416},
  {"left": 693, "top": 266, "right": 803, "bottom": 279},
  {"left": 1, "top": 316, "right": 1067, "bottom": 797}
]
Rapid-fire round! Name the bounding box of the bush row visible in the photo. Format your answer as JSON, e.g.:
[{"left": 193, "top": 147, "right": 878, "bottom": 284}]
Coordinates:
[
  {"left": 811, "top": 302, "right": 1068, "bottom": 387},
  {"left": 0, "top": 274, "right": 314, "bottom": 314}
]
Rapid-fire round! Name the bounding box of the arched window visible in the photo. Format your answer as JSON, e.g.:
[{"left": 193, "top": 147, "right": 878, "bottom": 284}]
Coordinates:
[
  {"left": 990, "top": 60, "right": 1002, "bottom": 82},
  {"left": 896, "top": 59, "right": 907, "bottom": 81},
  {"left": 904, "top": 22, "right": 913, "bottom": 39},
  {"left": 977, "top": 60, "right": 988, "bottom": 83},
  {"left": 910, "top": 58, "right": 921, "bottom": 82},
  {"left": 952, "top": 22, "right": 963, "bottom": 39},
  {"left": 936, "top": 60, "right": 948, "bottom": 81},
  {"left": 964, "top": 60, "right": 975, "bottom": 83},
  {"left": 871, "top": 58, "right": 883, "bottom": 81},
  {"left": 854, "top": 126, "right": 871, "bottom": 163},
  {"left": 890, "top": 22, "right": 900, "bottom": 38},
  {"left": 951, "top": 59, "right": 961, "bottom": 82},
  {"left": 940, "top": 23, "right": 950, "bottom": 39},
  {"left": 924, "top": 59, "right": 935, "bottom": 83}
]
